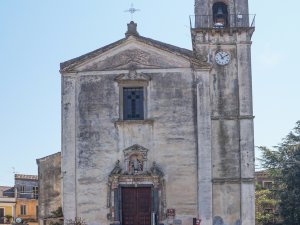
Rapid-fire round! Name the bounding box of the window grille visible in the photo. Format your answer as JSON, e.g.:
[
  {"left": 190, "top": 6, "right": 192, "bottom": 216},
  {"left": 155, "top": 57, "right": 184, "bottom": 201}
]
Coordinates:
[{"left": 123, "top": 87, "right": 144, "bottom": 120}]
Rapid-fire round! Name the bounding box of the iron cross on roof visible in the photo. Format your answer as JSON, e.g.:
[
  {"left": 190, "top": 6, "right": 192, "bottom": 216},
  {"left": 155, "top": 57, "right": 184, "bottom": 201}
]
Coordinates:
[{"left": 124, "top": 3, "right": 140, "bottom": 20}]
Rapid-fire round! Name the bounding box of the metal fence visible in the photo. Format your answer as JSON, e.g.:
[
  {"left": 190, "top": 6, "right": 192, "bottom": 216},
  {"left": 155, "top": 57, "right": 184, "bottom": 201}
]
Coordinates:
[{"left": 190, "top": 14, "right": 255, "bottom": 29}]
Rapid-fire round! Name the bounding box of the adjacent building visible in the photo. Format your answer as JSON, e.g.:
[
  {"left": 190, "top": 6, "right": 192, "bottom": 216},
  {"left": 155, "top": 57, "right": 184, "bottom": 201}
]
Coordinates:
[
  {"left": 36, "top": 152, "right": 62, "bottom": 225},
  {"left": 0, "top": 186, "right": 16, "bottom": 224},
  {"left": 255, "top": 171, "right": 281, "bottom": 224},
  {"left": 255, "top": 170, "right": 275, "bottom": 190},
  {"left": 1, "top": 174, "right": 39, "bottom": 225},
  {"left": 14, "top": 174, "right": 38, "bottom": 225}
]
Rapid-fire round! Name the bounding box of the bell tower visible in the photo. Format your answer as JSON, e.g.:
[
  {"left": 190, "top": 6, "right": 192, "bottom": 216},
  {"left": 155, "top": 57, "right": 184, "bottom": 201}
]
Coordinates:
[{"left": 192, "top": 1, "right": 255, "bottom": 225}]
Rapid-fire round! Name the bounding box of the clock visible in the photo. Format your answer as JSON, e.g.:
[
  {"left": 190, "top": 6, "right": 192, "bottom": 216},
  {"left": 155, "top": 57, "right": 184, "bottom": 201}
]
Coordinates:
[{"left": 215, "top": 51, "right": 231, "bottom": 65}]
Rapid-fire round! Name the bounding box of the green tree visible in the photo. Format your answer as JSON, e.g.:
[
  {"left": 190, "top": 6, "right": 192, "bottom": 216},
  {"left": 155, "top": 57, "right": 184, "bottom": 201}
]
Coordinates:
[
  {"left": 258, "top": 121, "right": 300, "bottom": 225},
  {"left": 255, "top": 188, "right": 278, "bottom": 225}
]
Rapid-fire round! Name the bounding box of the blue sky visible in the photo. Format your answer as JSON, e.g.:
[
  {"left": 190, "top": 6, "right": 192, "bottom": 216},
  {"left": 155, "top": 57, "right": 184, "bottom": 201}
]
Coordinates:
[{"left": 0, "top": 0, "right": 299, "bottom": 185}]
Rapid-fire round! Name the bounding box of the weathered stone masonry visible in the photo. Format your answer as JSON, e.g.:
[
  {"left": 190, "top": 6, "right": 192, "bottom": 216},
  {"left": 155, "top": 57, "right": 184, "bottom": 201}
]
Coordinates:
[{"left": 39, "top": 1, "right": 256, "bottom": 225}]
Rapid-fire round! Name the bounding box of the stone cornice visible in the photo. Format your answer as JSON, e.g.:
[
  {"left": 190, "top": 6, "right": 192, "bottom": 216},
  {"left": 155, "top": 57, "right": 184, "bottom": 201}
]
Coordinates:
[
  {"left": 192, "top": 27, "right": 255, "bottom": 37},
  {"left": 60, "top": 71, "right": 77, "bottom": 77},
  {"left": 211, "top": 115, "right": 254, "bottom": 120},
  {"left": 15, "top": 174, "right": 38, "bottom": 180},
  {"left": 114, "top": 119, "right": 154, "bottom": 126},
  {"left": 212, "top": 178, "right": 255, "bottom": 184},
  {"left": 191, "top": 60, "right": 212, "bottom": 71}
]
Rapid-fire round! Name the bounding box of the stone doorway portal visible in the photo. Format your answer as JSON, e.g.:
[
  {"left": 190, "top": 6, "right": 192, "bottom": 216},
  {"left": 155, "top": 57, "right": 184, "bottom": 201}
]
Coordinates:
[
  {"left": 107, "top": 148, "right": 165, "bottom": 225},
  {"left": 121, "top": 187, "right": 152, "bottom": 225}
]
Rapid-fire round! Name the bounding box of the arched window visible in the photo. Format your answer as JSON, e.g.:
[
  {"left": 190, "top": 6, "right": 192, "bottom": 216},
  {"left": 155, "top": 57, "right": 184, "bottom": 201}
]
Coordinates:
[{"left": 212, "top": 2, "right": 229, "bottom": 27}]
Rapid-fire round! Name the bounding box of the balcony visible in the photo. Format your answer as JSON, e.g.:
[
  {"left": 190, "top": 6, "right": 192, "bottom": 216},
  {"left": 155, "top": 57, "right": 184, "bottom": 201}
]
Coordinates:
[
  {"left": 17, "top": 192, "right": 38, "bottom": 200},
  {"left": 190, "top": 14, "right": 255, "bottom": 29}
]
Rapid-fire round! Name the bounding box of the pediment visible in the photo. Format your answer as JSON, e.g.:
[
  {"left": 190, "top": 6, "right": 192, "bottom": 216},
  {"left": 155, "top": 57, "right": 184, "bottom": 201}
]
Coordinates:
[
  {"left": 123, "top": 144, "right": 149, "bottom": 160},
  {"left": 63, "top": 38, "right": 192, "bottom": 72}
]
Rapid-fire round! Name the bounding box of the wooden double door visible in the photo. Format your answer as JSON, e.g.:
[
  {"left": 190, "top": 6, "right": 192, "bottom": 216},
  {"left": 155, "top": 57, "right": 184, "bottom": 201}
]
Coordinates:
[{"left": 122, "top": 187, "right": 152, "bottom": 225}]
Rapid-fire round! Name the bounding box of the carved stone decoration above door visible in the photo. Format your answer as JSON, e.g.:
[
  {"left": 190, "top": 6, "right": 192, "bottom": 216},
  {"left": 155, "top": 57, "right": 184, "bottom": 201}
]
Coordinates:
[
  {"left": 123, "top": 144, "right": 149, "bottom": 174},
  {"left": 107, "top": 145, "right": 166, "bottom": 225}
]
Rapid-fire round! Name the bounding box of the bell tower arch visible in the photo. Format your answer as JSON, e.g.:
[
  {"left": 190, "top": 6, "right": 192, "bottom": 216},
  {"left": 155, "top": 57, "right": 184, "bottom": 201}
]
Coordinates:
[
  {"left": 192, "top": 1, "right": 255, "bottom": 225},
  {"left": 195, "top": 0, "right": 249, "bottom": 18},
  {"left": 212, "top": 2, "right": 229, "bottom": 27}
]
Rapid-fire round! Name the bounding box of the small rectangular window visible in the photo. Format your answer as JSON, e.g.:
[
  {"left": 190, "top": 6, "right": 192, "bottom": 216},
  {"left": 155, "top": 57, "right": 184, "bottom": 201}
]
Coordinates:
[
  {"left": 263, "top": 181, "right": 273, "bottom": 190},
  {"left": 20, "top": 205, "right": 26, "bottom": 215},
  {"left": 20, "top": 186, "right": 25, "bottom": 193},
  {"left": 264, "top": 208, "right": 273, "bottom": 213},
  {"left": 32, "top": 186, "right": 38, "bottom": 199},
  {"left": 123, "top": 87, "right": 144, "bottom": 120}
]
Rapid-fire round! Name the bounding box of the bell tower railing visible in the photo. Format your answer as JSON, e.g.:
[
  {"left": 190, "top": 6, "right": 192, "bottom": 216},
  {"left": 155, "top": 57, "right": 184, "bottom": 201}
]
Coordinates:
[{"left": 190, "top": 14, "right": 255, "bottom": 29}]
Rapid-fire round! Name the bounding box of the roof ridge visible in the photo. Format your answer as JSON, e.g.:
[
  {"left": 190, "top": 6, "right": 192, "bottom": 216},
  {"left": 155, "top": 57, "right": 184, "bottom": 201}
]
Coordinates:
[{"left": 60, "top": 35, "right": 197, "bottom": 72}]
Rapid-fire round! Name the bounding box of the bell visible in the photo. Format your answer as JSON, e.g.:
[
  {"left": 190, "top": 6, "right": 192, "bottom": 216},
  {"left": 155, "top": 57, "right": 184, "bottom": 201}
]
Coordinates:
[{"left": 216, "top": 7, "right": 224, "bottom": 16}]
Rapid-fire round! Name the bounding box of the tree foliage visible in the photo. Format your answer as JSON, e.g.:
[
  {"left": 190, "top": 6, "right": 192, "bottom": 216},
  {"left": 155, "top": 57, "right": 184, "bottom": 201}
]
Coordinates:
[
  {"left": 258, "top": 121, "right": 300, "bottom": 225},
  {"left": 51, "top": 206, "right": 63, "bottom": 218},
  {"left": 255, "top": 188, "right": 279, "bottom": 225},
  {"left": 48, "top": 207, "right": 64, "bottom": 225},
  {"left": 66, "top": 217, "right": 86, "bottom": 225}
]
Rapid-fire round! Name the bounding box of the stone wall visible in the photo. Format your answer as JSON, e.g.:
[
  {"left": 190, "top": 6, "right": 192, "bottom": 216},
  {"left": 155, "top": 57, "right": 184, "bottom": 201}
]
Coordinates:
[
  {"left": 37, "top": 152, "right": 62, "bottom": 225},
  {"left": 71, "top": 68, "right": 199, "bottom": 225}
]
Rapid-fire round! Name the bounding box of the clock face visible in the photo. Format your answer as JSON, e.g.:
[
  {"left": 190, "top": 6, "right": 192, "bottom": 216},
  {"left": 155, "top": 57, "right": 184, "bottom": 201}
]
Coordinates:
[{"left": 215, "top": 51, "right": 231, "bottom": 65}]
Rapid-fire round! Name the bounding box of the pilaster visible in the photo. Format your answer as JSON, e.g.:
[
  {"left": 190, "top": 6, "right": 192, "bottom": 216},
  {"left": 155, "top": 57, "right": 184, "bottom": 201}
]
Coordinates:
[
  {"left": 195, "top": 68, "right": 212, "bottom": 225},
  {"left": 61, "top": 73, "right": 77, "bottom": 221},
  {"left": 236, "top": 34, "right": 255, "bottom": 225}
]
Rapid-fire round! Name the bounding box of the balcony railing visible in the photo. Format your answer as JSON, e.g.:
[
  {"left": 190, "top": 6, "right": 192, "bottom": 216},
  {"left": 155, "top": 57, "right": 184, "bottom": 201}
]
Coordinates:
[
  {"left": 2, "top": 190, "right": 38, "bottom": 200},
  {"left": 17, "top": 192, "right": 38, "bottom": 199},
  {"left": 190, "top": 14, "right": 255, "bottom": 29}
]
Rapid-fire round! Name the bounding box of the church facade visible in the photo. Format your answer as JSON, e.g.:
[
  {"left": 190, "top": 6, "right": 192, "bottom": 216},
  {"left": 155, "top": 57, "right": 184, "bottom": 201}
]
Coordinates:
[{"left": 60, "top": 1, "right": 255, "bottom": 225}]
